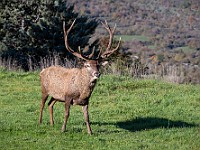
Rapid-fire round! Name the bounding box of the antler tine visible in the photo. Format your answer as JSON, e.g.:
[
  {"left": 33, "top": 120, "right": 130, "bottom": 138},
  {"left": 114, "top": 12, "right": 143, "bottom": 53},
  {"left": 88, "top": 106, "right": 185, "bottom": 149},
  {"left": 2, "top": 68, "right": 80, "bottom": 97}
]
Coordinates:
[
  {"left": 63, "top": 20, "right": 76, "bottom": 53},
  {"left": 88, "top": 47, "right": 95, "bottom": 59},
  {"left": 101, "top": 37, "right": 121, "bottom": 58},
  {"left": 78, "top": 46, "right": 96, "bottom": 60},
  {"left": 106, "top": 37, "right": 121, "bottom": 57},
  {"left": 100, "top": 21, "right": 121, "bottom": 59},
  {"left": 101, "top": 20, "right": 113, "bottom": 52},
  {"left": 96, "top": 48, "right": 102, "bottom": 60}
]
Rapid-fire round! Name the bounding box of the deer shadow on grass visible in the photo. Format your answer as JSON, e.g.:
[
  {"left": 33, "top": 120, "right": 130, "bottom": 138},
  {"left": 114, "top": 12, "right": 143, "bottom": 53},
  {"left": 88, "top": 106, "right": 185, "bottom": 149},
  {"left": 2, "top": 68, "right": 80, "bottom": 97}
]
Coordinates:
[{"left": 116, "top": 117, "right": 197, "bottom": 132}]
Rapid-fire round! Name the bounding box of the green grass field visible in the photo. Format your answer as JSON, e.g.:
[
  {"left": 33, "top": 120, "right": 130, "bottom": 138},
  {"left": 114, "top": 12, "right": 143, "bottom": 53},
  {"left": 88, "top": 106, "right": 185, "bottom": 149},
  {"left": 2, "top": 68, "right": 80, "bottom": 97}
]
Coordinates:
[
  {"left": 174, "top": 46, "right": 196, "bottom": 53},
  {"left": 0, "top": 69, "right": 200, "bottom": 150},
  {"left": 115, "top": 35, "right": 149, "bottom": 42}
]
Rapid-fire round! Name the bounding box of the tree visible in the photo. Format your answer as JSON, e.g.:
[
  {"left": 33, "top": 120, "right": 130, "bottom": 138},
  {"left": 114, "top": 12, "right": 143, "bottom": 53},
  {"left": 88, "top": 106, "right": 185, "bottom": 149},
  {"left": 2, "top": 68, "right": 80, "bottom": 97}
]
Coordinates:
[
  {"left": 0, "top": 0, "right": 98, "bottom": 70},
  {"left": 0, "top": 0, "right": 41, "bottom": 69}
]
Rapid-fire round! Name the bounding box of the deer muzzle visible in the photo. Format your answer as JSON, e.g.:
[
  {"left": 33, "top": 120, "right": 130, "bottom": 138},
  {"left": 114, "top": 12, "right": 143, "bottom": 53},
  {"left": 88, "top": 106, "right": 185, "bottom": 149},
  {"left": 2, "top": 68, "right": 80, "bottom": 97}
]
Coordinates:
[{"left": 92, "top": 72, "right": 101, "bottom": 79}]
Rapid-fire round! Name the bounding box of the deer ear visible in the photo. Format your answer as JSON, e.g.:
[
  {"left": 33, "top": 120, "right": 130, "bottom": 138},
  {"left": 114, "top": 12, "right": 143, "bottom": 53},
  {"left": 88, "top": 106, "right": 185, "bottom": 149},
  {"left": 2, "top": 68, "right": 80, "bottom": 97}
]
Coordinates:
[{"left": 101, "top": 61, "right": 109, "bottom": 66}]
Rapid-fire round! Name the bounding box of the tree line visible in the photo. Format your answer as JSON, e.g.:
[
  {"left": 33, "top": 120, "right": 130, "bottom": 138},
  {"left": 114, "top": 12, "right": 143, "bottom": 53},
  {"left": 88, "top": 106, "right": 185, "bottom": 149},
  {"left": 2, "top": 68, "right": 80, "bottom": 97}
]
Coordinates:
[{"left": 0, "top": 0, "right": 98, "bottom": 70}]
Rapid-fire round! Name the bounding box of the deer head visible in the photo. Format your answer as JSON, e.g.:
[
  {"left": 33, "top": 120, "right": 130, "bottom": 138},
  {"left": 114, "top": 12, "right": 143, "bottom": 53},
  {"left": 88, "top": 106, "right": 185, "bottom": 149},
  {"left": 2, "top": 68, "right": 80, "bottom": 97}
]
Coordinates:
[{"left": 63, "top": 20, "right": 121, "bottom": 79}]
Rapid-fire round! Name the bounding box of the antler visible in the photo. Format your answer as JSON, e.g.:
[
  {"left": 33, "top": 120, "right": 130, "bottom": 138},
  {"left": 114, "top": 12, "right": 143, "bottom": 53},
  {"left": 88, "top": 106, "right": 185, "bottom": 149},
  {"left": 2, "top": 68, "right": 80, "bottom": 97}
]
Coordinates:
[
  {"left": 63, "top": 20, "right": 96, "bottom": 60},
  {"left": 63, "top": 20, "right": 120, "bottom": 61},
  {"left": 100, "top": 20, "right": 121, "bottom": 59}
]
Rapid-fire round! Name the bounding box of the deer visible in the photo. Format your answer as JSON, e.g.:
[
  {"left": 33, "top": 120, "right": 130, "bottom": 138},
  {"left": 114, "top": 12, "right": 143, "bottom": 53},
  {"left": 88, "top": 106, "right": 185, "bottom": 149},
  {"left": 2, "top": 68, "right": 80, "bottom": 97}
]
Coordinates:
[{"left": 38, "top": 19, "right": 121, "bottom": 135}]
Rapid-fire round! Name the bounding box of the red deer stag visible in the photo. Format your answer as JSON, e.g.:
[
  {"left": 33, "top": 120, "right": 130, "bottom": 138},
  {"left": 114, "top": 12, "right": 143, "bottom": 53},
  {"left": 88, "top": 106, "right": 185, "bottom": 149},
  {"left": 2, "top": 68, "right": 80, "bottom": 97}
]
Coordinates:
[{"left": 39, "top": 20, "right": 121, "bottom": 135}]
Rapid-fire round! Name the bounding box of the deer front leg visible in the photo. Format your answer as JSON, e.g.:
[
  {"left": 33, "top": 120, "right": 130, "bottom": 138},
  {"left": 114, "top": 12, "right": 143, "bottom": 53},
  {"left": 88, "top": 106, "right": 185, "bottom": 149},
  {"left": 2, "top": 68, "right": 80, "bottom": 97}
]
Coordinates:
[
  {"left": 82, "top": 104, "right": 92, "bottom": 135},
  {"left": 62, "top": 96, "right": 71, "bottom": 132},
  {"left": 39, "top": 93, "right": 48, "bottom": 124}
]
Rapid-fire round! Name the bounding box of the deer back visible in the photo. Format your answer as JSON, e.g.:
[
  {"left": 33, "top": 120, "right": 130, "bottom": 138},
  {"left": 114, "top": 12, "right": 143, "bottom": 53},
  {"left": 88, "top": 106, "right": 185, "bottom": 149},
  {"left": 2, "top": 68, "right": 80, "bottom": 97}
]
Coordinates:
[
  {"left": 40, "top": 65, "right": 98, "bottom": 101},
  {"left": 41, "top": 66, "right": 80, "bottom": 100}
]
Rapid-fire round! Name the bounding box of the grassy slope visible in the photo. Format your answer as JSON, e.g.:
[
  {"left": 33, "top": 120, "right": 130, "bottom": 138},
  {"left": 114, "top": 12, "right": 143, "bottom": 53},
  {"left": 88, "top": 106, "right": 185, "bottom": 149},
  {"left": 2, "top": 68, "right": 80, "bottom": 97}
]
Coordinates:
[
  {"left": 0, "top": 70, "right": 199, "bottom": 150},
  {"left": 115, "top": 35, "right": 149, "bottom": 42}
]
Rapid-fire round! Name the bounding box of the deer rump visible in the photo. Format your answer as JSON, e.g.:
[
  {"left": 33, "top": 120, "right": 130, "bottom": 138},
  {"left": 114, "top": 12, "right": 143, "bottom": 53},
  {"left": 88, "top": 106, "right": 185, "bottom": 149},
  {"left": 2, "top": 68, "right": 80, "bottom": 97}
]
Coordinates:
[{"left": 40, "top": 66, "right": 96, "bottom": 106}]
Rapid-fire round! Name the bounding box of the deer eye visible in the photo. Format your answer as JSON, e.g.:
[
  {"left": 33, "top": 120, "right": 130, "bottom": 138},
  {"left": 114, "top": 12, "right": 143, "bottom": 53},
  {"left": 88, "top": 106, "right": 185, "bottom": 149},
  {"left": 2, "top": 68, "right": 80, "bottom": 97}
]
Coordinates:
[{"left": 85, "top": 64, "right": 90, "bottom": 68}]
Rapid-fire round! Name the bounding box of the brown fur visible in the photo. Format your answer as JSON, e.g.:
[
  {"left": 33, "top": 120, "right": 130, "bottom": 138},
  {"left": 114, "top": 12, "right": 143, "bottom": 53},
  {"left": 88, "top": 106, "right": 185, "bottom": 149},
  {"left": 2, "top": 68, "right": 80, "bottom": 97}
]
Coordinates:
[{"left": 40, "top": 66, "right": 96, "bottom": 102}]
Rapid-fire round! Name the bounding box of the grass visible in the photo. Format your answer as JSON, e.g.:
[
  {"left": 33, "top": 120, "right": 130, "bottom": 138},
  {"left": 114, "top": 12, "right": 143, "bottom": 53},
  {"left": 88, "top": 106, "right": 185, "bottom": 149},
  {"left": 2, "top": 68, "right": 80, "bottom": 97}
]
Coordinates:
[
  {"left": 0, "top": 70, "right": 200, "bottom": 150},
  {"left": 115, "top": 35, "right": 149, "bottom": 42},
  {"left": 174, "top": 46, "right": 196, "bottom": 53}
]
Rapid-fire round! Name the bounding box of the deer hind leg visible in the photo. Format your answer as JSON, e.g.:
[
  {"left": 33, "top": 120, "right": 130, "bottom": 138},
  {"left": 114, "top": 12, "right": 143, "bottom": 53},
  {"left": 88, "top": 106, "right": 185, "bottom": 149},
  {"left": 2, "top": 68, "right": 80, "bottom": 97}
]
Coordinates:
[
  {"left": 39, "top": 93, "right": 48, "bottom": 124},
  {"left": 61, "top": 96, "right": 72, "bottom": 132},
  {"left": 82, "top": 104, "right": 92, "bottom": 135},
  {"left": 48, "top": 97, "right": 57, "bottom": 126}
]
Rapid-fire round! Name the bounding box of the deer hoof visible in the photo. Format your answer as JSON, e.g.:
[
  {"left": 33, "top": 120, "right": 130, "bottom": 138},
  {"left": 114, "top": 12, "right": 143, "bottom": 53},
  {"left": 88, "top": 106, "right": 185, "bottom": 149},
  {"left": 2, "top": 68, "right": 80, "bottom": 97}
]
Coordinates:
[{"left": 61, "top": 126, "right": 66, "bottom": 132}]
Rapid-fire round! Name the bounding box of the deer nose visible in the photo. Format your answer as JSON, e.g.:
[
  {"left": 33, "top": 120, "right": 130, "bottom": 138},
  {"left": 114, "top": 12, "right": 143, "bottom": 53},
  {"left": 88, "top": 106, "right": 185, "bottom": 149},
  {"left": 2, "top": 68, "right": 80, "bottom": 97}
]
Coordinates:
[{"left": 93, "top": 72, "right": 100, "bottom": 78}]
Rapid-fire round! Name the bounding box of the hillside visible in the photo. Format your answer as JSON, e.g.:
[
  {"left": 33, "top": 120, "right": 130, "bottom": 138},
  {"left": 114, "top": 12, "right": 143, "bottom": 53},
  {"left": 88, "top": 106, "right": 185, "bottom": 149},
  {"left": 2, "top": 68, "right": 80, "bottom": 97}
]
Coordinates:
[
  {"left": 67, "top": 0, "right": 200, "bottom": 84},
  {"left": 0, "top": 70, "right": 200, "bottom": 149},
  {"left": 67, "top": 0, "right": 200, "bottom": 51}
]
